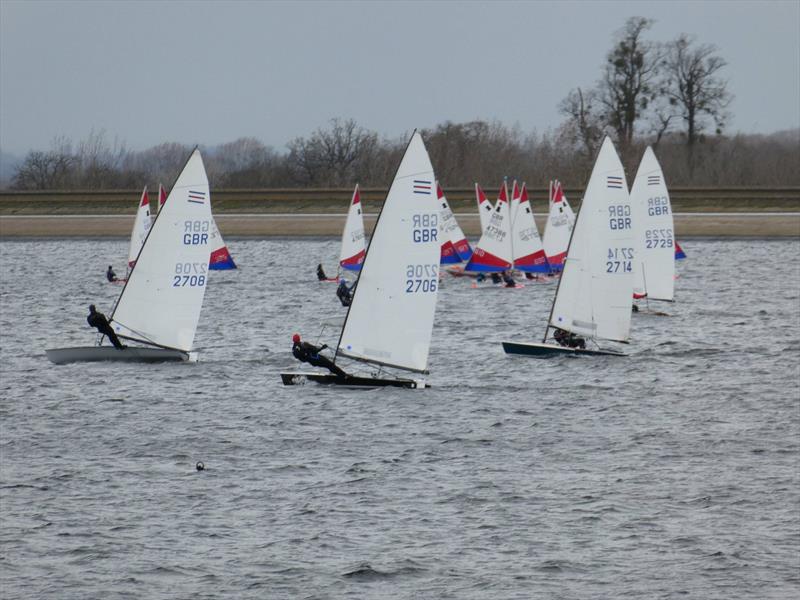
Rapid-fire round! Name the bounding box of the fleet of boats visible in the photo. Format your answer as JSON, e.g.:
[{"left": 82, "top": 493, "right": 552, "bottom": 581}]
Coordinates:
[{"left": 45, "top": 134, "right": 683, "bottom": 381}]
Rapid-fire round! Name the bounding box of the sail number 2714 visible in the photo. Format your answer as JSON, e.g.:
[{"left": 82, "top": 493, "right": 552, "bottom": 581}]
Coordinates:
[
  {"left": 606, "top": 247, "right": 634, "bottom": 273},
  {"left": 405, "top": 264, "right": 438, "bottom": 293}
]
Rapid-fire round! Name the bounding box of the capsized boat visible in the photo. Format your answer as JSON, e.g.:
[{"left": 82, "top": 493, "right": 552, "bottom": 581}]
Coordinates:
[
  {"left": 282, "top": 131, "right": 442, "bottom": 388},
  {"left": 503, "top": 137, "right": 635, "bottom": 358},
  {"left": 542, "top": 179, "right": 576, "bottom": 272},
  {"left": 630, "top": 146, "right": 675, "bottom": 303},
  {"left": 46, "top": 149, "right": 214, "bottom": 364}
]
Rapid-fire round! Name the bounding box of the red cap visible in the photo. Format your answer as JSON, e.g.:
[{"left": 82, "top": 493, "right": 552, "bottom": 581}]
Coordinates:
[{"left": 292, "top": 333, "right": 301, "bottom": 343}]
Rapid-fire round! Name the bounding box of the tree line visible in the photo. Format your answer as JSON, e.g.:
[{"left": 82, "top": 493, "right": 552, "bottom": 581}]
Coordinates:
[{"left": 7, "top": 17, "right": 799, "bottom": 192}]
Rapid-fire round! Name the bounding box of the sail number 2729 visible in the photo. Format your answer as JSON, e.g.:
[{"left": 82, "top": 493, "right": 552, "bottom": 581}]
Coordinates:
[{"left": 405, "top": 264, "right": 438, "bottom": 293}]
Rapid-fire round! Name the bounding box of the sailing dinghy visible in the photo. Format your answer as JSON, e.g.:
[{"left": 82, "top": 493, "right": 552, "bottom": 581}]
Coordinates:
[
  {"left": 122, "top": 186, "right": 152, "bottom": 279},
  {"left": 281, "top": 131, "right": 442, "bottom": 388},
  {"left": 464, "top": 182, "right": 513, "bottom": 272},
  {"left": 46, "top": 149, "right": 214, "bottom": 364},
  {"left": 503, "top": 137, "right": 635, "bottom": 357},
  {"left": 542, "top": 180, "right": 575, "bottom": 272},
  {"left": 511, "top": 183, "right": 550, "bottom": 274},
  {"left": 631, "top": 147, "right": 675, "bottom": 303}
]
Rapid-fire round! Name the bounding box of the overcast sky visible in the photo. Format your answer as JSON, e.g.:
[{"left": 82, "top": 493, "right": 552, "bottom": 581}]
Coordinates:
[{"left": 1, "top": 0, "right": 798, "bottom": 156}]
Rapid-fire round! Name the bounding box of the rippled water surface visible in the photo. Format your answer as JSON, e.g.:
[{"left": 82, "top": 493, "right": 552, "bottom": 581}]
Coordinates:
[{"left": 1, "top": 237, "right": 799, "bottom": 599}]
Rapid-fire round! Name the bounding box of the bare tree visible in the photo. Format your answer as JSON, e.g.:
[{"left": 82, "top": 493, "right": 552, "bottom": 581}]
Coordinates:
[
  {"left": 597, "top": 17, "right": 662, "bottom": 156},
  {"left": 662, "top": 34, "right": 731, "bottom": 156},
  {"left": 558, "top": 87, "right": 605, "bottom": 160}
]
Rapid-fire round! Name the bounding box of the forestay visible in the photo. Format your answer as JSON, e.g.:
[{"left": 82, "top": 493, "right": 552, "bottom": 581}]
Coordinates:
[
  {"left": 127, "top": 187, "right": 151, "bottom": 268},
  {"left": 464, "top": 182, "right": 513, "bottom": 272},
  {"left": 630, "top": 147, "right": 675, "bottom": 301},
  {"left": 111, "top": 149, "right": 212, "bottom": 352},
  {"left": 340, "top": 184, "right": 366, "bottom": 271},
  {"left": 337, "top": 132, "right": 440, "bottom": 373},
  {"left": 512, "top": 183, "right": 549, "bottom": 273},
  {"left": 549, "top": 137, "right": 634, "bottom": 343}
]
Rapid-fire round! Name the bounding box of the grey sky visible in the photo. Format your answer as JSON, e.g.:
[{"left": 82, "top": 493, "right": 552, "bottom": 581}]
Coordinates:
[{"left": 1, "top": 0, "right": 798, "bottom": 156}]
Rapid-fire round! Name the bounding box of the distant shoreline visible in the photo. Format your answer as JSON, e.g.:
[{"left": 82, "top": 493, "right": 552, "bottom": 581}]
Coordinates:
[{"left": 1, "top": 212, "right": 798, "bottom": 238}]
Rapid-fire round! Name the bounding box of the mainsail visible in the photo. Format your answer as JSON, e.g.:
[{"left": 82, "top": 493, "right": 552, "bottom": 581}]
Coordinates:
[
  {"left": 464, "top": 182, "right": 513, "bottom": 272},
  {"left": 475, "top": 183, "right": 494, "bottom": 233},
  {"left": 437, "top": 182, "right": 472, "bottom": 263},
  {"left": 542, "top": 180, "right": 576, "bottom": 271},
  {"left": 512, "top": 183, "right": 549, "bottom": 273},
  {"left": 630, "top": 146, "right": 675, "bottom": 301},
  {"left": 336, "top": 132, "right": 441, "bottom": 373},
  {"left": 127, "top": 187, "right": 151, "bottom": 269},
  {"left": 340, "top": 184, "right": 366, "bottom": 271}
]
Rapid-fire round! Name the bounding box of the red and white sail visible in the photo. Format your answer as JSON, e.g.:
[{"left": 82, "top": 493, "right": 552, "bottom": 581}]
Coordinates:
[
  {"left": 542, "top": 180, "right": 575, "bottom": 271},
  {"left": 437, "top": 182, "right": 472, "bottom": 263},
  {"left": 464, "top": 182, "right": 513, "bottom": 272},
  {"left": 512, "top": 183, "right": 549, "bottom": 273},
  {"left": 339, "top": 184, "right": 366, "bottom": 271},
  {"left": 476, "top": 183, "right": 494, "bottom": 233},
  {"left": 127, "top": 187, "right": 151, "bottom": 269},
  {"left": 509, "top": 180, "right": 521, "bottom": 226}
]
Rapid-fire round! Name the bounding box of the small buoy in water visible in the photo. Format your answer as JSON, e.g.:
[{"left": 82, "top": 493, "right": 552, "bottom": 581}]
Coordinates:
[{"left": 196, "top": 461, "right": 205, "bottom": 471}]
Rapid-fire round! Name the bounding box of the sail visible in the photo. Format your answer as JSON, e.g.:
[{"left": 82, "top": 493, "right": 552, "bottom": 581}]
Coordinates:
[
  {"left": 512, "top": 183, "right": 549, "bottom": 273},
  {"left": 158, "top": 183, "right": 168, "bottom": 209},
  {"left": 111, "top": 149, "right": 212, "bottom": 352},
  {"left": 675, "top": 241, "right": 686, "bottom": 260},
  {"left": 476, "top": 183, "right": 494, "bottom": 232},
  {"left": 437, "top": 182, "right": 472, "bottom": 263},
  {"left": 464, "top": 182, "right": 513, "bottom": 272},
  {"left": 127, "top": 187, "right": 151, "bottom": 269},
  {"left": 549, "top": 137, "right": 634, "bottom": 343},
  {"left": 340, "top": 184, "right": 366, "bottom": 271},
  {"left": 337, "top": 132, "right": 441, "bottom": 373},
  {"left": 509, "top": 180, "right": 520, "bottom": 225},
  {"left": 542, "top": 180, "right": 576, "bottom": 271},
  {"left": 208, "top": 219, "right": 237, "bottom": 270},
  {"left": 630, "top": 147, "right": 675, "bottom": 301}
]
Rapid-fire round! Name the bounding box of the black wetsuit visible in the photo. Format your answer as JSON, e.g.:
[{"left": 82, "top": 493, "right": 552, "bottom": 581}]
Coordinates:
[
  {"left": 316, "top": 264, "right": 328, "bottom": 281},
  {"left": 490, "top": 273, "right": 502, "bottom": 284},
  {"left": 336, "top": 281, "right": 353, "bottom": 306},
  {"left": 503, "top": 273, "right": 517, "bottom": 287},
  {"left": 554, "top": 328, "right": 586, "bottom": 349},
  {"left": 87, "top": 308, "right": 125, "bottom": 349},
  {"left": 292, "top": 341, "right": 347, "bottom": 377},
  {"left": 106, "top": 267, "right": 118, "bottom": 282}
]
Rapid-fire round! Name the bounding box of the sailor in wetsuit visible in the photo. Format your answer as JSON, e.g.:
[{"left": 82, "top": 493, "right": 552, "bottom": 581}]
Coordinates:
[
  {"left": 291, "top": 334, "right": 348, "bottom": 377},
  {"left": 553, "top": 327, "right": 586, "bottom": 349},
  {"left": 87, "top": 304, "right": 125, "bottom": 349},
  {"left": 106, "top": 265, "right": 118, "bottom": 282},
  {"left": 336, "top": 278, "right": 353, "bottom": 306},
  {"left": 502, "top": 271, "right": 517, "bottom": 288},
  {"left": 316, "top": 263, "right": 328, "bottom": 281}
]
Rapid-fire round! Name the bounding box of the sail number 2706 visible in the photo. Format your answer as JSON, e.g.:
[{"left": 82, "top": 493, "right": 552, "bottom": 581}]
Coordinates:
[{"left": 405, "top": 264, "right": 438, "bottom": 293}]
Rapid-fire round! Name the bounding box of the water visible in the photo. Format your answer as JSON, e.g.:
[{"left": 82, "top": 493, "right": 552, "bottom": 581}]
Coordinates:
[{"left": 1, "top": 238, "right": 799, "bottom": 599}]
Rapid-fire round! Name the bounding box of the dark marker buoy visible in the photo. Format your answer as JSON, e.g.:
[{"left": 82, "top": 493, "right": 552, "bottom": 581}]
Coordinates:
[{"left": 196, "top": 461, "right": 205, "bottom": 471}]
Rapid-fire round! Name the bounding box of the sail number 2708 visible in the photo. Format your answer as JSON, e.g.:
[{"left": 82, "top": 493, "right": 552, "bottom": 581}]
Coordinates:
[
  {"left": 405, "top": 264, "right": 438, "bottom": 293},
  {"left": 173, "top": 262, "right": 208, "bottom": 287}
]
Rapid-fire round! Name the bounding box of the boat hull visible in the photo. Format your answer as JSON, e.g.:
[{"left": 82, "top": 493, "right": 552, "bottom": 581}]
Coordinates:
[
  {"left": 280, "top": 372, "right": 427, "bottom": 389},
  {"left": 502, "top": 341, "right": 626, "bottom": 358},
  {"left": 46, "top": 346, "right": 191, "bottom": 365}
]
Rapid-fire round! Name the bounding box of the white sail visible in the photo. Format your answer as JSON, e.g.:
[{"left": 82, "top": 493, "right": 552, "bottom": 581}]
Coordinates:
[
  {"left": 630, "top": 147, "right": 675, "bottom": 301},
  {"left": 111, "top": 149, "right": 212, "bottom": 352},
  {"left": 509, "top": 180, "right": 520, "bottom": 225},
  {"left": 337, "top": 132, "right": 440, "bottom": 373},
  {"left": 437, "top": 182, "right": 472, "bottom": 262},
  {"left": 127, "top": 187, "right": 151, "bottom": 268},
  {"left": 339, "top": 184, "right": 366, "bottom": 271},
  {"left": 476, "top": 183, "right": 494, "bottom": 232},
  {"left": 550, "top": 137, "right": 634, "bottom": 343},
  {"left": 543, "top": 180, "right": 576, "bottom": 270}
]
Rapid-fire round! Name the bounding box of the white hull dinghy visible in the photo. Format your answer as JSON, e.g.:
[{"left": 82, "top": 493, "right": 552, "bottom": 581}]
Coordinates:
[{"left": 46, "top": 149, "right": 214, "bottom": 364}]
